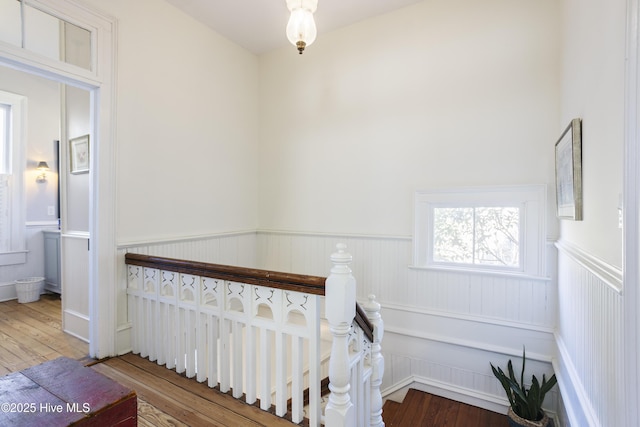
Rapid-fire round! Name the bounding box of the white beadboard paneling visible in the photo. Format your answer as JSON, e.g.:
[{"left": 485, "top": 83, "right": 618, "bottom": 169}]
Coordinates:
[
  {"left": 383, "top": 331, "right": 558, "bottom": 416},
  {"left": 555, "top": 240, "right": 623, "bottom": 427}
]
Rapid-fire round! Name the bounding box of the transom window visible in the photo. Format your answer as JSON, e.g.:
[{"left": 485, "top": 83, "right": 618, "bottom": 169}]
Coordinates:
[{"left": 414, "top": 186, "right": 546, "bottom": 276}]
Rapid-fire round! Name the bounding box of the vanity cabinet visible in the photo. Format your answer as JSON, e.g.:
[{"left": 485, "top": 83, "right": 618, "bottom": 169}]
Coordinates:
[{"left": 43, "top": 230, "right": 61, "bottom": 294}]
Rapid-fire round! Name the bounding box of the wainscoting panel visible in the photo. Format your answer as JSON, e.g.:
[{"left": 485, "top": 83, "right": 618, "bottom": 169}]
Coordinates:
[
  {"left": 383, "top": 331, "right": 558, "bottom": 415},
  {"left": 555, "top": 241, "right": 623, "bottom": 427}
]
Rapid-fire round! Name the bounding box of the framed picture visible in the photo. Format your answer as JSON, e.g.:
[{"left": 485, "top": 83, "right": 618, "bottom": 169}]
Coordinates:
[
  {"left": 69, "top": 134, "right": 90, "bottom": 174},
  {"left": 555, "top": 118, "right": 582, "bottom": 220}
]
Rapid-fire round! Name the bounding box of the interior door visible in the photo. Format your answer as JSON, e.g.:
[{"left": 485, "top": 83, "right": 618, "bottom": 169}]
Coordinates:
[{"left": 60, "top": 83, "right": 91, "bottom": 341}]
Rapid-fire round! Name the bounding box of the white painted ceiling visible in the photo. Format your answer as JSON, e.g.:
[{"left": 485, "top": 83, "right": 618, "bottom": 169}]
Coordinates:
[{"left": 163, "top": 0, "right": 424, "bottom": 55}]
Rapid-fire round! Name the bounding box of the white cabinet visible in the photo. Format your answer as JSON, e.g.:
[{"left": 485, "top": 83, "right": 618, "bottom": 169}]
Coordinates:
[{"left": 43, "top": 230, "right": 61, "bottom": 294}]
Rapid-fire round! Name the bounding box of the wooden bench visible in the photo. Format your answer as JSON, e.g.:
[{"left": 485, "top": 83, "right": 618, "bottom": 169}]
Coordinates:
[{"left": 0, "top": 357, "right": 137, "bottom": 426}]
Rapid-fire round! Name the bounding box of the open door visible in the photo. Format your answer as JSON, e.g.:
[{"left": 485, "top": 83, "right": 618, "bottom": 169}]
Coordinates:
[{"left": 60, "top": 83, "right": 91, "bottom": 341}]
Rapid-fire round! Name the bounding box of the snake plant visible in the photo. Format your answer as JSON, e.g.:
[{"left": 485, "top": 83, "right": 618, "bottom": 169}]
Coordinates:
[{"left": 490, "top": 348, "right": 557, "bottom": 421}]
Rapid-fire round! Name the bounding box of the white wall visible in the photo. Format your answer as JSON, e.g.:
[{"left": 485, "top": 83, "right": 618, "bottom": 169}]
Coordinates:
[
  {"left": 554, "top": 0, "right": 627, "bottom": 425},
  {"left": 64, "top": 85, "right": 90, "bottom": 232},
  {"left": 0, "top": 66, "right": 60, "bottom": 292},
  {"left": 559, "top": 0, "right": 625, "bottom": 268},
  {"left": 258, "top": 0, "right": 560, "bottom": 238},
  {"left": 255, "top": 0, "right": 563, "bottom": 418},
  {"left": 0, "top": 66, "right": 60, "bottom": 224},
  {"left": 80, "top": 0, "right": 260, "bottom": 244},
  {"left": 73, "top": 0, "right": 629, "bottom": 423}
]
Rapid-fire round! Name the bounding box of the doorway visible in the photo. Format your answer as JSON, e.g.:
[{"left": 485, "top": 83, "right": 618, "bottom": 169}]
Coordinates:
[
  {"left": 0, "top": 65, "right": 90, "bottom": 341},
  {"left": 0, "top": 0, "right": 117, "bottom": 358}
]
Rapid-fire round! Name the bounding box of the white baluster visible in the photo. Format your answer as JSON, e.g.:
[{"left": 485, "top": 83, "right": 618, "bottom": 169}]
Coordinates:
[
  {"left": 364, "top": 294, "right": 385, "bottom": 427},
  {"left": 325, "top": 244, "right": 356, "bottom": 427}
]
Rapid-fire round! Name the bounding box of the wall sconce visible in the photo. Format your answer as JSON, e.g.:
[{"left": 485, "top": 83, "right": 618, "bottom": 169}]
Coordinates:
[{"left": 36, "top": 161, "right": 49, "bottom": 183}]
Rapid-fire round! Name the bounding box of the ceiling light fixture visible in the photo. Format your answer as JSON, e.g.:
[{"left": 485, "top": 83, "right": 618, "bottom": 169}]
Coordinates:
[{"left": 286, "top": 0, "right": 318, "bottom": 55}]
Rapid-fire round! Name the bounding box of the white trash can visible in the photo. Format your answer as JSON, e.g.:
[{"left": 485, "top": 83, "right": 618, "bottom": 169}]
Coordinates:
[{"left": 15, "top": 277, "right": 45, "bottom": 303}]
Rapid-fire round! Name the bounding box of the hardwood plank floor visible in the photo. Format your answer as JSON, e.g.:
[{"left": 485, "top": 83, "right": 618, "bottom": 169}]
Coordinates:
[
  {"left": 0, "top": 294, "right": 89, "bottom": 375},
  {"left": 1, "top": 294, "right": 510, "bottom": 427},
  {"left": 383, "top": 389, "right": 509, "bottom": 427}
]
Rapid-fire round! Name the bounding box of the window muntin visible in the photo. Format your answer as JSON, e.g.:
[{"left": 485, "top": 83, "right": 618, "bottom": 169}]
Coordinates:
[
  {"left": 414, "top": 186, "right": 546, "bottom": 277},
  {"left": 0, "top": 0, "right": 93, "bottom": 71}
]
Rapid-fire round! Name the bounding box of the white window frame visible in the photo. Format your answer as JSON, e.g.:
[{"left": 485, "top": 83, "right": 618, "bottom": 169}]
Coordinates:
[
  {"left": 0, "top": 90, "right": 27, "bottom": 266},
  {"left": 414, "top": 185, "right": 547, "bottom": 277}
]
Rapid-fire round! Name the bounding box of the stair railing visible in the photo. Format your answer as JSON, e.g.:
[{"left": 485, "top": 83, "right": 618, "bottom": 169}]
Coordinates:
[{"left": 124, "top": 244, "right": 384, "bottom": 427}]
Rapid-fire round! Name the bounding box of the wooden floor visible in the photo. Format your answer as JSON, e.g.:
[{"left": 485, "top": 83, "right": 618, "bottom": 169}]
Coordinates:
[
  {"left": 0, "top": 293, "right": 89, "bottom": 375},
  {"left": 0, "top": 294, "right": 509, "bottom": 426},
  {"left": 383, "top": 389, "right": 509, "bottom": 426}
]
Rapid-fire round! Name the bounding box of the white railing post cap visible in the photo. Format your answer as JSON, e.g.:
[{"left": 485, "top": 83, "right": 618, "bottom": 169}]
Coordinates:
[
  {"left": 364, "top": 294, "right": 380, "bottom": 312},
  {"left": 331, "top": 243, "right": 352, "bottom": 265}
]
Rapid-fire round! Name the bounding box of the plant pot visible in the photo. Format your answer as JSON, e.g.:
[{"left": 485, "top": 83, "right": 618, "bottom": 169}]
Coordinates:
[{"left": 507, "top": 407, "right": 550, "bottom": 427}]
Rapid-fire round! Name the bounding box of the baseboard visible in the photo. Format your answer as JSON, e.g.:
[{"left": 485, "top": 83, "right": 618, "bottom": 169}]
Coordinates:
[
  {"left": 0, "top": 281, "right": 17, "bottom": 302},
  {"left": 0, "top": 281, "right": 47, "bottom": 302},
  {"left": 115, "top": 322, "right": 133, "bottom": 355},
  {"left": 553, "top": 334, "right": 600, "bottom": 427},
  {"left": 63, "top": 309, "right": 89, "bottom": 343}
]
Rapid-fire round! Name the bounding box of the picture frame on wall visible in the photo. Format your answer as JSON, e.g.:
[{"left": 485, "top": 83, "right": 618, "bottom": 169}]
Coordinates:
[
  {"left": 69, "top": 134, "right": 90, "bottom": 174},
  {"left": 555, "top": 118, "right": 583, "bottom": 220}
]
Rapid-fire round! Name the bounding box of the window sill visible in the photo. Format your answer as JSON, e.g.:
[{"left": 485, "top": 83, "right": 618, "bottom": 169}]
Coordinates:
[
  {"left": 408, "top": 264, "right": 551, "bottom": 282},
  {"left": 0, "top": 251, "right": 28, "bottom": 266}
]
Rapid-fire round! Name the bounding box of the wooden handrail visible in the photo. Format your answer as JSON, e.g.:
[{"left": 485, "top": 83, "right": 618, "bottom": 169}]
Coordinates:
[
  {"left": 124, "top": 252, "right": 374, "bottom": 340},
  {"left": 355, "top": 303, "right": 374, "bottom": 343},
  {"left": 125, "top": 253, "right": 326, "bottom": 295}
]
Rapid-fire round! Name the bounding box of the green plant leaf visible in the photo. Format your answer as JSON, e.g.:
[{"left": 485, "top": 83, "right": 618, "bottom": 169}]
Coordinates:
[
  {"left": 520, "top": 347, "right": 526, "bottom": 393},
  {"left": 489, "top": 347, "right": 558, "bottom": 422}
]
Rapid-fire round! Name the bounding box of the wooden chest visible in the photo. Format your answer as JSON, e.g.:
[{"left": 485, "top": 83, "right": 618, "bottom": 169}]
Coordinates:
[{"left": 0, "top": 357, "right": 137, "bottom": 426}]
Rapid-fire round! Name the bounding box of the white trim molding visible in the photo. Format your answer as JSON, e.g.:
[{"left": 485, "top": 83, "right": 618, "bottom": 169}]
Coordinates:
[
  {"left": 555, "top": 239, "right": 623, "bottom": 293},
  {"left": 414, "top": 185, "right": 548, "bottom": 277},
  {"left": 624, "top": 0, "right": 640, "bottom": 425},
  {"left": 553, "top": 334, "right": 600, "bottom": 427}
]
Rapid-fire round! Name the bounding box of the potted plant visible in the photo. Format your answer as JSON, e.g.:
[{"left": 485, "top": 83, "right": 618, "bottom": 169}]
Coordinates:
[{"left": 490, "top": 348, "right": 557, "bottom": 427}]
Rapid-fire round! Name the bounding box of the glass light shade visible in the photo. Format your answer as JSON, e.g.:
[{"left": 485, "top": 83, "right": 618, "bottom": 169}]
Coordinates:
[{"left": 286, "top": 8, "right": 317, "bottom": 48}]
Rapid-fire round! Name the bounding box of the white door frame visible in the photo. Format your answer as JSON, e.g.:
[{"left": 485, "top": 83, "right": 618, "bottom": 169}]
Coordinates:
[
  {"left": 0, "top": 0, "right": 117, "bottom": 359},
  {"left": 624, "top": 0, "right": 640, "bottom": 424}
]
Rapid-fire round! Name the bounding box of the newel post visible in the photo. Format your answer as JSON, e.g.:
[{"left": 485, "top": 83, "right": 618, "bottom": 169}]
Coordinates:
[
  {"left": 325, "top": 243, "right": 356, "bottom": 427},
  {"left": 364, "top": 294, "right": 385, "bottom": 427}
]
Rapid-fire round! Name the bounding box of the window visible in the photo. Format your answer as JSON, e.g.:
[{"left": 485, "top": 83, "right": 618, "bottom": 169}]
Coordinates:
[
  {"left": 414, "top": 185, "right": 546, "bottom": 276},
  {"left": 0, "top": 90, "right": 27, "bottom": 265},
  {"left": 433, "top": 206, "right": 521, "bottom": 268}
]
